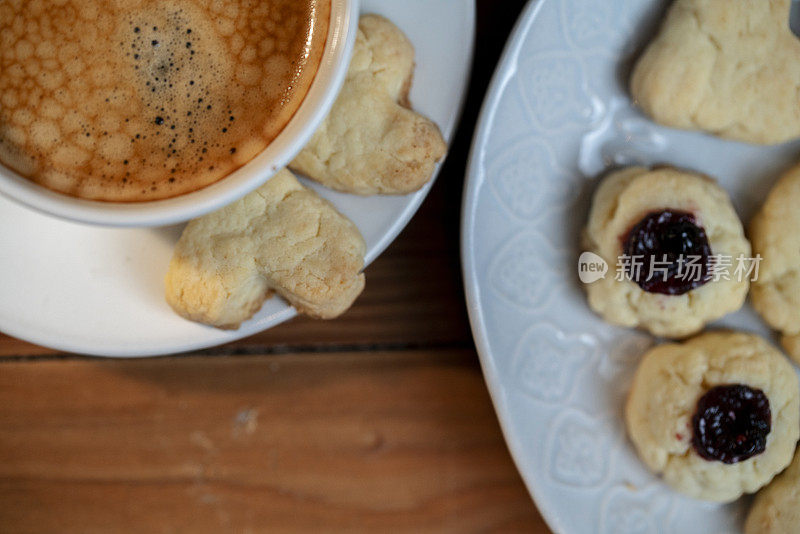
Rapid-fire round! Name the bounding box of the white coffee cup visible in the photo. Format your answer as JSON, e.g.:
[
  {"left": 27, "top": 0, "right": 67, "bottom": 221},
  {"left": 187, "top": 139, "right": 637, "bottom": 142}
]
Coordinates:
[{"left": 0, "top": 0, "right": 359, "bottom": 228}]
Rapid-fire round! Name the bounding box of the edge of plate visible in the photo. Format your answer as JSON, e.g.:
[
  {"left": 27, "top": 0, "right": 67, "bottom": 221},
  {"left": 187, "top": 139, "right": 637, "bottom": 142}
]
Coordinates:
[{"left": 460, "top": 1, "right": 566, "bottom": 533}]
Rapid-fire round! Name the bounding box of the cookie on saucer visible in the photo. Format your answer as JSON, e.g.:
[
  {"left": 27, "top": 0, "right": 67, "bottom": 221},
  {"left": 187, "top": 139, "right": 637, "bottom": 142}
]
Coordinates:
[
  {"left": 290, "top": 15, "right": 447, "bottom": 195},
  {"left": 165, "top": 169, "right": 366, "bottom": 329}
]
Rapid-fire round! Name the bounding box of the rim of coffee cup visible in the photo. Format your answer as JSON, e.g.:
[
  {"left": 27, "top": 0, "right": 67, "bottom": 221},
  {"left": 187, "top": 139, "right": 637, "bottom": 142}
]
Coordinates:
[{"left": 0, "top": 0, "right": 360, "bottom": 228}]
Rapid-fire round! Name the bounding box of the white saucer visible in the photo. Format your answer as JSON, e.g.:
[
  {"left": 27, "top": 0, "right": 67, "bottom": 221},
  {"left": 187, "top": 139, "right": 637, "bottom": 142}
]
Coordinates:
[
  {"left": 0, "top": 0, "right": 475, "bottom": 357},
  {"left": 462, "top": 1, "right": 800, "bottom": 533}
]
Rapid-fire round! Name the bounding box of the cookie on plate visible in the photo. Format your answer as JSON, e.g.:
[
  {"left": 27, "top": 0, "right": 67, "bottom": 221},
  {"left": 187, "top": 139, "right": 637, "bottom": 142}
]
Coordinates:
[
  {"left": 631, "top": 0, "right": 800, "bottom": 144},
  {"left": 583, "top": 166, "right": 751, "bottom": 338},
  {"left": 626, "top": 331, "right": 800, "bottom": 502},
  {"left": 745, "top": 446, "right": 800, "bottom": 534},
  {"left": 165, "top": 169, "right": 366, "bottom": 329},
  {"left": 751, "top": 164, "right": 800, "bottom": 364},
  {"left": 290, "top": 14, "right": 447, "bottom": 195}
]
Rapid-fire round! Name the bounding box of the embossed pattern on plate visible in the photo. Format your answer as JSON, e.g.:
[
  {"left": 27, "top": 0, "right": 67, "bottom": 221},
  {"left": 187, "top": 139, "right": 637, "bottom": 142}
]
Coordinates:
[{"left": 462, "top": 1, "right": 800, "bottom": 532}]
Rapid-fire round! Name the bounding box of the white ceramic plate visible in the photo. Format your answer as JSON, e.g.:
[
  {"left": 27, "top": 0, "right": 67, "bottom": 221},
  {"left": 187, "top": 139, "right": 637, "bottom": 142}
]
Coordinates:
[
  {"left": 0, "top": 0, "right": 475, "bottom": 357},
  {"left": 462, "top": 1, "right": 800, "bottom": 533}
]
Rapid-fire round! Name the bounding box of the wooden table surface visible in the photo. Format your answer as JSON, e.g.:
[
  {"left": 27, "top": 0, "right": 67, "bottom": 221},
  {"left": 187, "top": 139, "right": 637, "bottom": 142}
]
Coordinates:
[{"left": 0, "top": 1, "right": 552, "bottom": 532}]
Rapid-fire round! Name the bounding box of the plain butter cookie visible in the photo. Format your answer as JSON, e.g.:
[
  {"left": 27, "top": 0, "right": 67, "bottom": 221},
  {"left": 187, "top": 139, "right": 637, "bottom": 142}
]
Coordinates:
[
  {"left": 632, "top": 0, "right": 800, "bottom": 144},
  {"left": 751, "top": 164, "right": 800, "bottom": 364},
  {"left": 745, "top": 446, "right": 800, "bottom": 534}
]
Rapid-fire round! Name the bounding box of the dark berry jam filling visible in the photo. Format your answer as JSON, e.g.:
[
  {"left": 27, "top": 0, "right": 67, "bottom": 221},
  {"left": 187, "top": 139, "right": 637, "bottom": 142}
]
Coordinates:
[
  {"left": 623, "top": 209, "right": 712, "bottom": 295},
  {"left": 691, "top": 384, "right": 771, "bottom": 464}
]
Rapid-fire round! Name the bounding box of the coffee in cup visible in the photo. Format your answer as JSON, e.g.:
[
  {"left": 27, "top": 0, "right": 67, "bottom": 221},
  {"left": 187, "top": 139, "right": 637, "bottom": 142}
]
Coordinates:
[{"left": 0, "top": 0, "right": 330, "bottom": 201}]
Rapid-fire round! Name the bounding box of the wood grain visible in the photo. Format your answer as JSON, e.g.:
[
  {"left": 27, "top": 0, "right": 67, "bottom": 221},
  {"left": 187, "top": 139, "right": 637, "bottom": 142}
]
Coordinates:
[{"left": 0, "top": 350, "right": 544, "bottom": 533}]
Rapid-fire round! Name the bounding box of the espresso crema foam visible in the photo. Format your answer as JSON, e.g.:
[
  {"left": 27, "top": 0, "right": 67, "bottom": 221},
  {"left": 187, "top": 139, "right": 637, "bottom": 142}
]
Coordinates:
[{"left": 0, "top": 0, "right": 330, "bottom": 201}]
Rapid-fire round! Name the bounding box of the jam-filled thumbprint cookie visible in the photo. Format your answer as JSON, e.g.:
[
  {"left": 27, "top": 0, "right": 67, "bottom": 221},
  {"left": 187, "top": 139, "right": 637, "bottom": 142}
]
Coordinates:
[
  {"left": 583, "top": 166, "right": 751, "bottom": 338},
  {"left": 626, "top": 331, "right": 799, "bottom": 502}
]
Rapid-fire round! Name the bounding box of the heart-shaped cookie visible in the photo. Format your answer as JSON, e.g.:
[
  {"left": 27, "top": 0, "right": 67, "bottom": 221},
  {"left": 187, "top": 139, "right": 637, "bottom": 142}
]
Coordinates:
[
  {"left": 290, "top": 15, "right": 447, "bottom": 195},
  {"left": 165, "top": 169, "right": 366, "bottom": 329}
]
